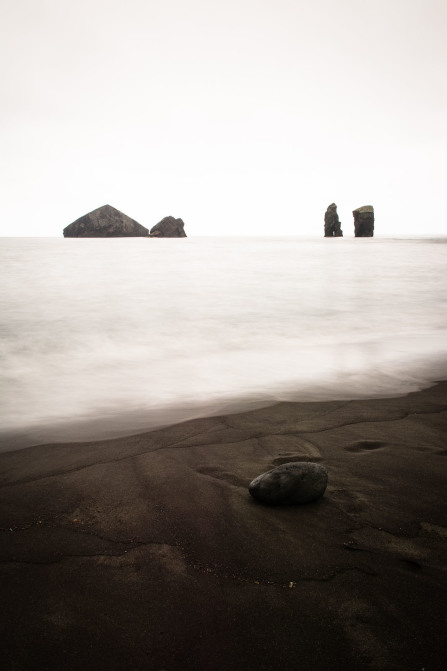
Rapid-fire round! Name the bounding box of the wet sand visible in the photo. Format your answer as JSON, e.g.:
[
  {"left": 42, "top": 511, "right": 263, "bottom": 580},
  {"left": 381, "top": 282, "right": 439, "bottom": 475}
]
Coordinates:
[{"left": 1, "top": 382, "right": 446, "bottom": 671}]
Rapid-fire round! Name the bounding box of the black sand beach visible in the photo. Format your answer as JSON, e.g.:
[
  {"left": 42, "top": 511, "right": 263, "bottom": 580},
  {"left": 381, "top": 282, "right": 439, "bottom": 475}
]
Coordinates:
[{"left": 1, "top": 383, "right": 446, "bottom": 671}]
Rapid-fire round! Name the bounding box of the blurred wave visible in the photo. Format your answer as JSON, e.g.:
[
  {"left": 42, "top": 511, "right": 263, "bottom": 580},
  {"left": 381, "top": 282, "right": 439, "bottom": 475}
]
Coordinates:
[{"left": 1, "top": 236, "right": 446, "bottom": 448}]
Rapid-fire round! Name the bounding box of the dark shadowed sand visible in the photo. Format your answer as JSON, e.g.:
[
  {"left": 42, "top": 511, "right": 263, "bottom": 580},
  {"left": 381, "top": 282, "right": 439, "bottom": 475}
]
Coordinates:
[{"left": 1, "top": 383, "right": 446, "bottom": 671}]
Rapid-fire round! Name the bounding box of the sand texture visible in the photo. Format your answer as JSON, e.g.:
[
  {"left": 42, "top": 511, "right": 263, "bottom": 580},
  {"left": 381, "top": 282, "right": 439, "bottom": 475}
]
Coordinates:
[{"left": 1, "top": 383, "right": 447, "bottom": 670}]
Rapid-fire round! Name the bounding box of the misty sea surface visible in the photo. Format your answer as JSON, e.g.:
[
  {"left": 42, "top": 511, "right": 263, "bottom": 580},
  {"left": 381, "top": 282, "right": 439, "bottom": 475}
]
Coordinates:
[{"left": 1, "top": 236, "right": 447, "bottom": 450}]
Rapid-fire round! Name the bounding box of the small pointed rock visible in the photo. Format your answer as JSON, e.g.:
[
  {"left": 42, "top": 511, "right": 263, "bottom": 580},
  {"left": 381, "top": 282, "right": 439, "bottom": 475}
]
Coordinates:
[{"left": 150, "top": 216, "right": 187, "bottom": 238}]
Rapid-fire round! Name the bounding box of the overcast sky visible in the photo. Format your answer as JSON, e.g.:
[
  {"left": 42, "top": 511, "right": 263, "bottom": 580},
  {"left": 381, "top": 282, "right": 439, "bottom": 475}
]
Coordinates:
[{"left": 1, "top": 0, "right": 446, "bottom": 236}]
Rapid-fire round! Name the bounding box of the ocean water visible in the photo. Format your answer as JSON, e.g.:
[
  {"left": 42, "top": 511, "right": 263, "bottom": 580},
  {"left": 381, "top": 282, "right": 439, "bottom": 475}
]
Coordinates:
[{"left": 1, "top": 236, "right": 447, "bottom": 450}]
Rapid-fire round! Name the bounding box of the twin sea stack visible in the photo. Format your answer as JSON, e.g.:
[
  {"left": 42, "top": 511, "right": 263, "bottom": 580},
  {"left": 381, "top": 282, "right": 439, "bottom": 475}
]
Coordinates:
[
  {"left": 324, "top": 204, "right": 375, "bottom": 237},
  {"left": 324, "top": 203, "right": 343, "bottom": 237},
  {"left": 353, "top": 205, "right": 374, "bottom": 237},
  {"left": 63, "top": 205, "right": 187, "bottom": 238}
]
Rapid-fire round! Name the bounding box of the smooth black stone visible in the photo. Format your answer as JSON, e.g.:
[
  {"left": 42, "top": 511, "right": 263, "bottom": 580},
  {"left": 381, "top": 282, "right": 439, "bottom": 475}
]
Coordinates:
[{"left": 249, "top": 461, "right": 328, "bottom": 505}]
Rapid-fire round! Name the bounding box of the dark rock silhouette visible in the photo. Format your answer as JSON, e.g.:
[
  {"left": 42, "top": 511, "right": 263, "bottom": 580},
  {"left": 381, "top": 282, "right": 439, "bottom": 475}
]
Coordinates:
[
  {"left": 324, "top": 203, "right": 343, "bottom": 237},
  {"left": 150, "top": 216, "right": 187, "bottom": 238},
  {"left": 353, "top": 205, "right": 374, "bottom": 237},
  {"left": 63, "top": 205, "right": 148, "bottom": 237}
]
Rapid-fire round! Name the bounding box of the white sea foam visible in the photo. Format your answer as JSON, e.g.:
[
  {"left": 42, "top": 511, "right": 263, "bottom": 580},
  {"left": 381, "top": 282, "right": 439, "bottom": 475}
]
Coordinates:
[{"left": 1, "top": 236, "right": 446, "bottom": 449}]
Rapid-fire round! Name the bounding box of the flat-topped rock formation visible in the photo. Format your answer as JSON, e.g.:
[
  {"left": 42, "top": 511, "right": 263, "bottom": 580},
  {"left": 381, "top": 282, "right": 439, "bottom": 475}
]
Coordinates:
[
  {"left": 63, "top": 205, "right": 149, "bottom": 237},
  {"left": 324, "top": 203, "right": 343, "bottom": 237},
  {"left": 353, "top": 205, "right": 374, "bottom": 237},
  {"left": 150, "top": 216, "right": 187, "bottom": 238}
]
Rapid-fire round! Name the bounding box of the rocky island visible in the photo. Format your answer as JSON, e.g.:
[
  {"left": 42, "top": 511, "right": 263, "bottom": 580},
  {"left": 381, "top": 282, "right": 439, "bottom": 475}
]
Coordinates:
[
  {"left": 353, "top": 205, "right": 374, "bottom": 237},
  {"left": 63, "top": 205, "right": 149, "bottom": 237},
  {"left": 150, "top": 216, "right": 187, "bottom": 237}
]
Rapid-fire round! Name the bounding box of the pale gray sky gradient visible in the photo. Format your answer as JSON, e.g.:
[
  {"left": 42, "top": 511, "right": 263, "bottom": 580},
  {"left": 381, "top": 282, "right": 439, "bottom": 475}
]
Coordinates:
[{"left": 1, "top": 0, "right": 446, "bottom": 236}]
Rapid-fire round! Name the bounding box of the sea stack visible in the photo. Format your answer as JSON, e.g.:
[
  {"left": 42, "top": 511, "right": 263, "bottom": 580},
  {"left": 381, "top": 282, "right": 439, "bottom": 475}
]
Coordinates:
[
  {"left": 150, "top": 216, "right": 187, "bottom": 238},
  {"left": 63, "top": 205, "right": 148, "bottom": 237},
  {"left": 353, "top": 205, "right": 374, "bottom": 237},
  {"left": 324, "top": 203, "right": 343, "bottom": 237}
]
